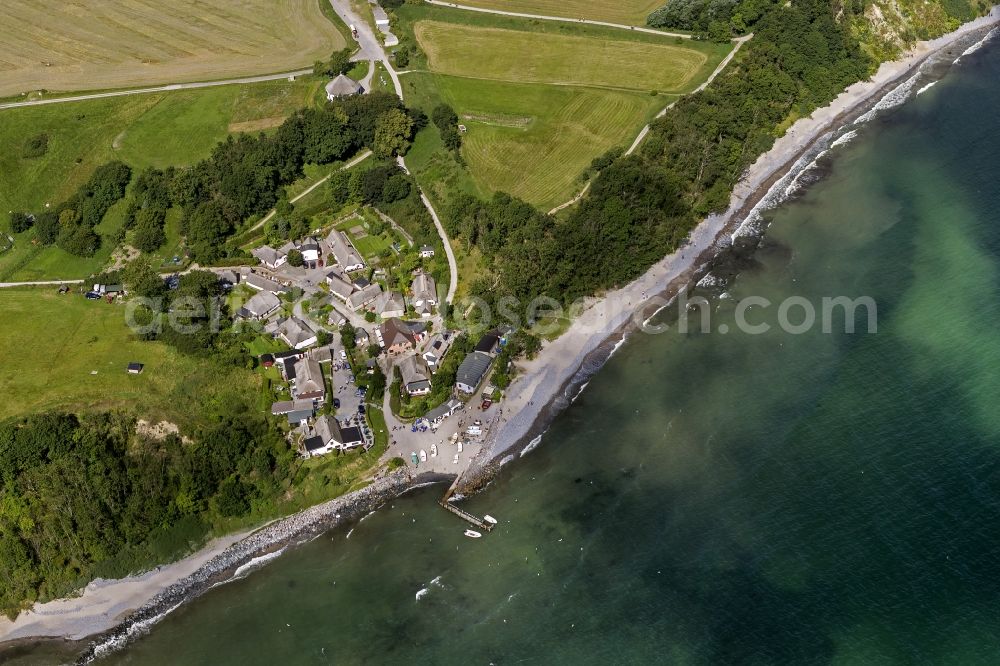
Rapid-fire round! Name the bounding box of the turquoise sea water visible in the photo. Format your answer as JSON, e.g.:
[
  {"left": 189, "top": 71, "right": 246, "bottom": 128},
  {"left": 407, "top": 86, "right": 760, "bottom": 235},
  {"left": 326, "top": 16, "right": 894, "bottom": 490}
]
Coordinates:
[{"left": 19, "top": 38, "right": 1000, "bottom": 666}]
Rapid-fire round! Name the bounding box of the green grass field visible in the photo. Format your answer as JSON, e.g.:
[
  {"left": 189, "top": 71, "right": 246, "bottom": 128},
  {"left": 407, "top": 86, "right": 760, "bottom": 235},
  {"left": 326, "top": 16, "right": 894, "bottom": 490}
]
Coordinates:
[
  {"left": 415, "top": 20, "right": 709, "bottom": 92},
  {"left": 407, "top": 73, "right": 666, "bottom": 210},
  {"left": 395, "top": 6, "right": 730, "bottom": 210},
  {"left": 0, "top": 288, "right": 257, "bottom": 427},
  {"left": 0, "top": 78, "right": 323, "bottom": 281},
  {"left": 445, "top": 0, "right": 664, "bottom": 25}
]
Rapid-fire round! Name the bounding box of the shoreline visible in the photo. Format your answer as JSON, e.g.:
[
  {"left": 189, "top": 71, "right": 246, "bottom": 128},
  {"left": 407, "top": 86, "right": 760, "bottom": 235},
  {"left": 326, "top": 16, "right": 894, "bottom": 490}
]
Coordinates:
[
  {"left": 456, "top": 8, "right": 1000, "bottom": 491},
  {"left": 1, "top": 9, "right": 996, "bottom": 660}
]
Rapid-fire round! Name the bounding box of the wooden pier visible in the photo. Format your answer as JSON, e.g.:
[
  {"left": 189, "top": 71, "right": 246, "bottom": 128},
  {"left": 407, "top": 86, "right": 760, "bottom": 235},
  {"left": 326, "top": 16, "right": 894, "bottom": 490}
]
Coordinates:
[
  {"left": 439, "top": 476, "right": 493, "bottom": 531},
  {"left": 438, "top": 500, "right": 494, "bottom": 532}
]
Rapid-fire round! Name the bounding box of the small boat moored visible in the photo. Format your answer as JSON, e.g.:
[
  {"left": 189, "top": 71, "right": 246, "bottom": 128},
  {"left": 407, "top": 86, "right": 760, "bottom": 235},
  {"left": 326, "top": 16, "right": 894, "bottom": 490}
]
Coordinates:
[
  {"left": 419, "top": 449, "right": 427, "bottom": 462},
  {"left": 483, "top": 515, "right": 498, "bottom": 525},
  {"left": 464, "top": 529, "right": 482, "bottom": 538},
  {"left": 430, "top": 444, "right": 438, "bottom": 458}
]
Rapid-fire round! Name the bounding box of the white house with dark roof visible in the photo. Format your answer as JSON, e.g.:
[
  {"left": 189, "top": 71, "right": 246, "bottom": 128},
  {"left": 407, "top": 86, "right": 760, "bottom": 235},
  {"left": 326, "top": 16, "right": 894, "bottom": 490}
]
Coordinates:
[
  {"left": 244, "top": 272, "right": 289, "bottom": 294},
  {"left": 326, "top": 272, "right": 356, "bottom": 302},
  {"left": 418, "top": 245, "right": 435, "bottom": 258},
  {"left": 306, "top": 415, "right": 366, "bottom": 457}
]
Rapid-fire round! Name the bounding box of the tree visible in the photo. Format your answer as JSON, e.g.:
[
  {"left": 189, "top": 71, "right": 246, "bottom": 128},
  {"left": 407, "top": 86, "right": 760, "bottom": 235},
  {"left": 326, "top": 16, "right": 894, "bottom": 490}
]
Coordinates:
[
  {"left": 33, "top": 212, "right": 59, "bottom": 245},
  {"left": 132, "top": 208, "right": 166, "bottom": 253},
  {"left": 329, "top": 170, "right": 352, "bottom": 206},
  {"left": 367, "top": 343, "right": 382, "bottom": 358},
  {"left": 317, "top": 329, "right": 331, "bottom": 346},
  {"left": 369, "top": 365, "right": 386, "bottom": 401},
  {"left": 372, "top": 109, "right": 414, "bottom": 158},
  {"left": 9, "top": 212, "right": 33, "bottom": 233},
  {"left": 340, "top": 321, "right": 356, "bottom": 351},
  {"left": 287, "top": 249, "right": 305, "bottom": 267}
]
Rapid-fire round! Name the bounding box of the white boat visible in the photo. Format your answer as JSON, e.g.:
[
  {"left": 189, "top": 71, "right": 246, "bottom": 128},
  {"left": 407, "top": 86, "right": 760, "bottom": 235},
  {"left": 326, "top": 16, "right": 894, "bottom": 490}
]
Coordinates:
[
  {"left": 419, "top": 449, "right": 427, "bottom": 462},
  {"left": 464, "top": 530, "right": 482, "bottom": 539},
  {"left": 457, "top": 441, "right": 463, "bottom": 453},
  {"left": 430, "top": 444, "right": 438, "bottom": 458},
  {"left": 483, "top": 515, "right": 498, "bottom": 525}
]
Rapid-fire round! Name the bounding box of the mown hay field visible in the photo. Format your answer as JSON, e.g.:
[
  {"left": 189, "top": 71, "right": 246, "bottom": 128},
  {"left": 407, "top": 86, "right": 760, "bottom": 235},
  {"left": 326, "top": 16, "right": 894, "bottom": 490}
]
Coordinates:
[
  {"left": 415, "top": 20, "right": 711, "bottom": 93},
  {"left": 415, "top": 73, "right": 666, "bottom": 210},
  {"left": 447, "top": 0, "right": 665, "bottom": 25},
  {"left": 0, "top": 0, "right": 346, "bottom": 96}
]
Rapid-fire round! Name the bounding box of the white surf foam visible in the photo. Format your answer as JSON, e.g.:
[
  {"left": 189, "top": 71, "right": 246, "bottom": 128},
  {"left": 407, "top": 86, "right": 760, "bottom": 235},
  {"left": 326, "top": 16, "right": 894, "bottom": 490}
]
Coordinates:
[
  {"left": 854, "top": 72, "right": 921, "bottom": 125},
  {"left": 520, "top": 434, "right": 544, "bottom": 457},
  {"left": 88, "top": 601, "right": 184, "bottom": 661},
  {"left": 232, "top": 548, "right": 286, "bottom": 580},
  {"left": 917, "top": 81, "right": 938, "bottom": 95},
  {"left": 415, "top": 588, "right": 429, "bottom": 601},
  {"left": 830, "top": 129, "right": 859, "bottom": 148}
]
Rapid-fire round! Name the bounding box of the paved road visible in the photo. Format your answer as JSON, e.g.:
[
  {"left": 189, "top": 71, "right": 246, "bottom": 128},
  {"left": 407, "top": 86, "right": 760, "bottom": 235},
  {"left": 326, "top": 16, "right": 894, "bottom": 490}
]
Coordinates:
[
  {"left": 0, "top": 69, "right": 314, "bottom": 111},
  {"left": 549, "top": 34, "right": 753, "bottom": 215},
  {"left": 0, "top": 279, "right": 85, "bottom": 288},
  {"left": 251, "top": 149, "right": 373, "bottom": 233},
  {"left": 419, "top": 191, "right": 458, "bottom": 304},
  {"left": 424, "top": 0, "right": 694, "bottom": 38}
]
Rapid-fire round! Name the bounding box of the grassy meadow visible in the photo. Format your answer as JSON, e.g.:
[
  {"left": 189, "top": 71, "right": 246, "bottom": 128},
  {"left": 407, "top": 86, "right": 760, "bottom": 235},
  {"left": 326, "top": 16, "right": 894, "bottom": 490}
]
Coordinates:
[
  {"left": 0, "top": 288, "right": 258, "bottom": 428},
  {"left": 415, "top": 21, "right": 709, "bottom": 92},
  {"left": 395, "top": 5, "right": 729, "bottom": 210},
  {"left": 449, "top": 0, "right": 665, "bottom": 25},
  {"left": 0, "top": 78, "right": 324, "bottom": 281},
  {"left": 0, "top": 0, "right": 346, "bottom": 96}
]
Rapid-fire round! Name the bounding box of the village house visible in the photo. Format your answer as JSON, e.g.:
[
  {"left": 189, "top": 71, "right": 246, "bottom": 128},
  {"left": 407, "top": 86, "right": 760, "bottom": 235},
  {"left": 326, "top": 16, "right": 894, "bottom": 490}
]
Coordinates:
[
  {"left": 422, "top": 332, "right": 453, "bottom": 371},
  {"left": 410, "top": 271, "right": 437, "bottom": 314},
  {"left": 418, "top": 244, "right": 435, "bottom": 259},
  {"left": 244, "top": 272, "right": 289, "bottom": 294},
  {"left": 305, "top": 415, "right": 366, "bottom": 457},
  {"left": 252, "top": 245, "right": 286, "bottom": 269},
  {"left": 217, "top": 270, "right": 241, "bottom": 289},
  {"left": 326, "top": 229, "right": 366, "bottom": 272},
  {"left": 348, "top": 283, "right": 382, "bottom": 311},
  {"left": 326, "top": 271, "right": 356, "bottom": 302},
  {"left": 425, "top": 397, "right": 464, "bottom": 426},
  {"left": 455, "top": 351, "right": 493, "bottom": 394},
  {"left": 325, "top": 74, "right": 363, "bottom": 101},
  {"left": 380, "top": 318, "right": 425, "bottom": 355},
  {"left": 374, "top": 290, "right": 406, "bottom": 319},
  {"left": 475, "top": 330, "right": 502, "bottom": 355},
  {"left": 399, "top": 355, "right": 432, "bottom": 396},
  {"left": 270, "top": 399, "right": 315, "bottom": 416},
  {"left": 291, "top": 357, "right": 326, "bottom": 403},
  {"left": 237, "top": 290, "right": 281, "bottom": 320},
  {"left": 274, "top": 316, "right": 317, "bottom": 350}
]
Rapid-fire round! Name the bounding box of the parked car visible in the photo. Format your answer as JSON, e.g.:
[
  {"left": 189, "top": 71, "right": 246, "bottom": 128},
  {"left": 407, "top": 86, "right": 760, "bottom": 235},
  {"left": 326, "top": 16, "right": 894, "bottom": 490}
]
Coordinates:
[
  {"left": 357, "top": 405, "right": 366, "bottom": 415},
  {"left": 84, "top": 292, "right": 101, "bottom": 300},
  {"left": 340, "top": 350, "right": 347, "bottom": 360},
  {"left": 333, "top": 398, "right": 341, "bottom": 409},
  {"left": 481, "top": 398, "right": 492, "bottom": 410}
]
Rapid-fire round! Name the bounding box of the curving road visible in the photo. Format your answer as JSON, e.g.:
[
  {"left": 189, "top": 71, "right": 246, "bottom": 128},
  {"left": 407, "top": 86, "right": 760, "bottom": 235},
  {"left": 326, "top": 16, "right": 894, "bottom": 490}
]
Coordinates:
[
  {"left": 0, "top": 69, "right": 314, "bottom": 111},
  {"left": 327, "top": 0, "right": 458, "bottom": 303},
  {"left": 423, "top": 0, "right": 694, "bottom": 38}
]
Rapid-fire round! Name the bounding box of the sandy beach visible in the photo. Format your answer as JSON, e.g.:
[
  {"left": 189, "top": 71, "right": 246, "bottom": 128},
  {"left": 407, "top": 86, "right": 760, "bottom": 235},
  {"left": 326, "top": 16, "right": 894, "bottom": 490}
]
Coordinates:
[
  {"left": 468, "top": 7, "right": 1000, "bottom": 479},
  {"left": 1, "top": 8, "right": 997, "bottom": 653}
]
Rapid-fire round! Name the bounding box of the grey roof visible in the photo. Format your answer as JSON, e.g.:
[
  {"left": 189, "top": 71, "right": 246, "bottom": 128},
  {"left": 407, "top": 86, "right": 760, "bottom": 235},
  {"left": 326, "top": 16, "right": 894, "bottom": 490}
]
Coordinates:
[
  {"left": 314, "top": 414, "right": 343, "bottom": 446},
  {"left": 245, "top": 273, "right": 289, "bottom": 294},
  {"left": 411, "top": 272, "right": 436, "bottom": 305},
  {"left": 326, "top": 74, "right": 363, "bottom": 98},
  {"left": 326, "top": 273, "right": 356, "bottom": 300},
  {"left": 287, "top": 409, "right": 314, "bottom": 424},
  {"left": 293, "top": 357, "right": 325, "bottom": 397},
  {"left": 419, "top": 244, "right": 434, "bottom": 254},
  {"left": 304, "top": 435, "right": 327, "bottom": 452},
  {"left": 271, "top": 399, "right": 315, "bottom": 415},
  {"left": 399, "top": 355, "right": 431, "bottom": 390},
  {"left": 425, "top": 402, "right": 451, "bottom": 422},
  {"left": 326, "top": 229, "right": 365, "bottom": 270},
  {"left": 456, "top": 351, "right": 492, "bottom": 391},
  {"left": 348, "top": 283, "right": 382, "bottom": 311},
  {"left": 276, "top": 316, "right": 316, "bottom": 349},
  {"left": 375, "top": 290, "right": 405, "bottom": 316},
  {"left": 244, "top": 290, "right": 281, "bottom": 318},
  {"left": 252, "top": 246, "right": 284, "bottom": 266}
]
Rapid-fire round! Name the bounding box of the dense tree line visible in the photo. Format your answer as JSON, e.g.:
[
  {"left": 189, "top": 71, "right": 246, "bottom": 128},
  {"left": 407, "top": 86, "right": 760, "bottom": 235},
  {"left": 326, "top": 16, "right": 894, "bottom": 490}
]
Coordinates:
[
  {"left": 647, "top": 0, "right": 773, "bottom": 40},
  {"left": 0, "top": 410, "right": 294, "bottom": 618},
  {"left": 432, "top": 103, "right": 462, "bottom": 152}
]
